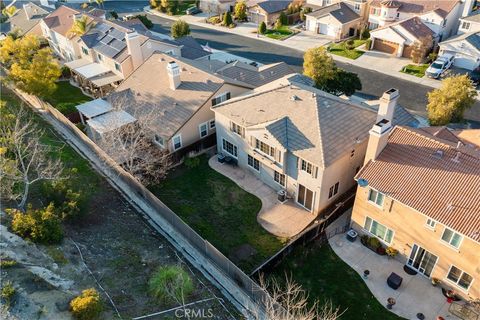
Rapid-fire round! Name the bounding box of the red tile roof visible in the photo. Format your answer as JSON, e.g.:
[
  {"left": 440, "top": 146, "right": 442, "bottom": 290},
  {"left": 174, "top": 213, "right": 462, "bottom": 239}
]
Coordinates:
[{"left": 357, "top": 126, "right": 480, "bottom": 242}]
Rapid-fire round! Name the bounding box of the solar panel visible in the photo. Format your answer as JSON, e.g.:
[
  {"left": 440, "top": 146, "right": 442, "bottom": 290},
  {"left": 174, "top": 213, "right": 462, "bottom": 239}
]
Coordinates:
[
  {"left": 110, "top": 39, "right": 126, "bottom": 51},
  {"left": 95, "top": 23, "right": 110, "bottom": 33},
  {"left": 109, "top": 29, "right": 124, "bottom": 40}
]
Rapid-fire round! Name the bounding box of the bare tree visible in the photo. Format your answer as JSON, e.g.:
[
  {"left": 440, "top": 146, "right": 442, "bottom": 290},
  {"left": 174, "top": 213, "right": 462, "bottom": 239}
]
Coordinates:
[
  {"left": 410, "top": 35, "right": 433, "bottom": 64},
  {"left": 253, "top": 274, "right": 342, "bottom": 320},
  {"left": 94, "top": 91, "right": 171, "bottom": 186},
  {"left": 0, "top": 103, "right": 63, "bottom": 210}
]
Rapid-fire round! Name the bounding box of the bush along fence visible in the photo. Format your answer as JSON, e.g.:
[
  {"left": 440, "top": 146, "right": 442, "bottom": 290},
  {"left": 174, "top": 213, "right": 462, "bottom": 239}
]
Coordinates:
[
  {"left": 10, "top": 87, "right": 269, "bottom": 318},
  {"left": 250, "top": 188, "right": 356, "bottom": 278}
]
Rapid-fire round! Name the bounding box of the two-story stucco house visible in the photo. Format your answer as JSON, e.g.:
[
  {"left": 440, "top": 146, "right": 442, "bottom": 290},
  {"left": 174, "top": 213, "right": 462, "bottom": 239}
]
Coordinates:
[
  {"left": 351, "top": 118, "right": 480, "bottom": 299},
  {"left": 212, "top": 76, "right": 416, "bottom": 215},
  {"left": 306, "top": 0, "right": 369, "bottom": 21},
  {"left": 458, "top": 11, "right": 480, "bottom": 34},
  {"left": 368, "top": 0, "right": 476, "bottom": 56}
]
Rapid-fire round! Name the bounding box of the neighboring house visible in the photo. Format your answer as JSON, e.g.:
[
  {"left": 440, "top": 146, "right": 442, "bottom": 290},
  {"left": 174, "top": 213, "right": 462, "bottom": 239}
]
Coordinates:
[
  {"left": 367, "top": 0, "right": 471, "bottom": 42},
  {"left": 305, "top": 2, "right": 362, "bottom": 40},
  {"left": 305, "top": 0, "right": 369, "bottom": 21},
  {"left": 247, "top": 0, "right": 303, "bottom": 25},
  {"left": 369, "top": 16, "right": 434, "bottom": 57},
  {"left": 351, "top": 122, "right": 480, "bottom": 299},
  {"left": 458, "top": 11, "right": 480, "bottom": 34},
  {"left": 212, "top": 77, "right": 416, "bottom": 215},
  {"left": 175, "top": 36, "right": 212, "bottom": 60},
  {"left": 439, "top": 31, "right": 480, "bottom": 70},
  {"left": 199, "top": 0, "right": 236, "bottom": 15},
  {"left": 65, "top": 18, "right": 181, "bottom": 97},
  {"left": 78, "top": 53, "right": 298, "bottom": 159},
  {"left": 1, "top": 2, "right": 52, "bottom": 38}
]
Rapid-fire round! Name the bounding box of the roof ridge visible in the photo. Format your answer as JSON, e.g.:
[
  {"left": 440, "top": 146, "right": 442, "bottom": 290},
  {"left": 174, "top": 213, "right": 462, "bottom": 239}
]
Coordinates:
[{"left": 212, "top": 83, "right": 291, "bottom": 109}]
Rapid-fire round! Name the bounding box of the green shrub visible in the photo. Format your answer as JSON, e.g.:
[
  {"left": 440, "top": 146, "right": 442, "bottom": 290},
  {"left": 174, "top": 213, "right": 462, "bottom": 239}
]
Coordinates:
[
  {"left": 1, "top": 281, "right": 15, "bottom": 306},
  {"left": 0, "top": 259, "right": 17, "bottom": 268},
  {"left": 134, "top": 15, "right": 154, "bottom": 29},
  {"left": 41, "top": 176, "right": 86, "bottom": 221},
  {"left": 184, "top": 156, "right": 200, "bottom": 168},
  {"left": 10, "top": 203, "right": 63, "bottom": 244},
  {"left": 259, "top": 21, "right": 267, "bottom": 34},
  {"left": 223, "top": 11, "right": 232, "bottom": 26},
  {"left": 109, "top": 11, "right": 118, "bottom": 19},
  {"left": 171, "top": 19, "right": 190, "bottom": 39},
  {"left": 149, "top": 266, "right": 194, "bottom": 303},
  {"left": 428, "top": 52, "right": 438, "bottom": 63},
  {"left": 368, "top": 237, "right": 381, "bottom": 249},
  {"left": 345, "top": 39, "right": 355, "bottom": 50},
  {"left": 279, "top": 11, "right": 288, "bottom": 25},
  {"left": 70, "top": 288, "right": 102, "bottom": 320},
  {"left": 207, "top": 16, "right": 221, "bottom": 24},
  {"left": 361, "top": 28, "right": 370, "bottom": 40},
  {"left": 61, "top": 66, "right": 71, "bottom": 78},
  {"left": 365, "top": 39, "right": 372, "bottom": 50},
  {"left": 275, "top": 18, "right": 283, "bottom": 30}
]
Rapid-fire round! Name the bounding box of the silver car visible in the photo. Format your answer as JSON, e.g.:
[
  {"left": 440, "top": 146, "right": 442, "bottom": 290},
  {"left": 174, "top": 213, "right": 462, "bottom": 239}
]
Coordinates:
[{"left": 425, "top": 54, "right": 455, "bottom": 79}]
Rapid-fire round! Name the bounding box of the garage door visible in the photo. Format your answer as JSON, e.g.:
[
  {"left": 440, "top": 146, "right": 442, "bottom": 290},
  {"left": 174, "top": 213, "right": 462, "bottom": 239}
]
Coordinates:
[
  {"left": 402, "top": 45, "right": 413, "bottom": 58},
  {"left": 453, "top": 56, "right": 478, "bottom": 71},
  {"left": 317, "top": 23, "right": 328, "bottom": 35},
  {"left": 373, "top": 39, "right": 398, "bottom": 54}
]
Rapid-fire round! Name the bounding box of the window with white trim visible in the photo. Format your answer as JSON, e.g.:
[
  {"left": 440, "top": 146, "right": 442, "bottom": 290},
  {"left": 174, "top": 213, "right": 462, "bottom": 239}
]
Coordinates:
[
  {"left": 364, "top": 217, "right": 394, "bottom": 244},
  {"left": 172, "top": 135, "right": 182, "bottom": 150},
  {"left": 97, "top": 53, "right": 103, "bottom": 61},
  {"left": 114, "top": 62, "right": 121, "bottom": 72},
  {"left": 441, "top": 227, "right": 463, "bottom": 249},
  {"left": 368, "top": 188, "right": 384, "bottom": 207},
  {"left": 447, "top": 266, "right": 473, "bottom": 290},
  {"left": 209, "top": 119, "right": 215, "bottom": 129},
  {"left": 222, "top": 139, "right": 237, "bottom": 157},
  {"left": 231, "top": 122, "right": 244, "bottom": 137},
  {"left": 154, "top": 134, "right": 164, "bottom": 148},
  {"left": 82, "top": 46, "right": 89, "bottom": 55},
  {"left": 247, "top": 155, "right": 259, "bottom": 171},
  {"left": 328, "top": 182, "right": 339, "bottom": 199},
  {"left": 199, "top": 122, "right": 208, "bottom": 138},
  {"left": 426, "top": 218, "right": 436, "bottom": 229},
  {"left": 300, "top": 159, "right": 317, "bottom": 178},
  {"left": 274, "top": 171, "right": 285, "bottom": 187},
  {"left": 461, "top": 21, "right": 470, "bottom": 30},
  {"left": 211, "top": 92, "right": 231, "bottom": 106},
  {"left": 255, "top": 138, "right": 275, "bottom": 158}
]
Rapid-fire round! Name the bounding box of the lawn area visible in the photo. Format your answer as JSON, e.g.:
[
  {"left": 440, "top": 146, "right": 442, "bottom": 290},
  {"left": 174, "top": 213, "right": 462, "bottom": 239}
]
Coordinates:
[
  {"left": 264, "top": 26, "right": 294, "bottom": 40},
  {"left": 149, "top": 155, "right": 285, "bottom": 272},
  {"left": 272, "top": 243, "right": 405, "bottom": 320},
  {"left": 175, "top": 0, "right": 196, "bottom": 15},
  {"left": 43, "top": 81, "right": 91, "bottom": 116},
  {"left": 328, "top": 39, "right": 366, "bottom": 60},
  {"left": 400, "top": 64, "right": 429, "bottom": 78}
]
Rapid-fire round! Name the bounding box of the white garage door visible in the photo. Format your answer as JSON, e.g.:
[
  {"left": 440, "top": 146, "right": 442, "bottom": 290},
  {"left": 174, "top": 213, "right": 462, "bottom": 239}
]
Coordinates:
[
  {"left": 453, "top": 55, "right": 478, "bottom": 70},
  {"left": 317, "top": 23, "right": 328, "bottom": 35}
]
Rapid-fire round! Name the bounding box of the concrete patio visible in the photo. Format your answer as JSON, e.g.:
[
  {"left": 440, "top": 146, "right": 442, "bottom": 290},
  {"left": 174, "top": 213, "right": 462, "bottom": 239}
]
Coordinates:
[
  {"left": 208, "top": 156, "right": 315, "bottom": 238},
  {"left": 328, "top": 232, "right": 462, "bottom": 320}
]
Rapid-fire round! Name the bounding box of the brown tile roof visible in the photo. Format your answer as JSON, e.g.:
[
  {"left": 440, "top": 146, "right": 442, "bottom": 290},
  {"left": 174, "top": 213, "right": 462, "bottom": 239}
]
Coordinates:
[
  {"left": 357, "top": 126, "right": 480, "bottom": 242},
  {"left": 42, "top": 5, "right": 83, "bottom": 38},
  {"left": 398, "top": 16, "right": 434, "bottom": 39},
  {"left": 370, "top": 0, "right": 459, "bottom": 18},
  {"left": 453, "top": 129, "right": 480, "bottom": 151},
  {"left": 420, "top": 126, "right": 461, "bottom": 144}
]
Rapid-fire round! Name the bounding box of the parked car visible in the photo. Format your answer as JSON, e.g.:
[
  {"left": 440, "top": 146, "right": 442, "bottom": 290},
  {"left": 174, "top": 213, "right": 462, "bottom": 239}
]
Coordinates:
[
  {"left": 425, "top": 54, "right": 455, "bottom": 79},
  {"left": 186, "top": 6, "right": 201, "bottom": 15}
]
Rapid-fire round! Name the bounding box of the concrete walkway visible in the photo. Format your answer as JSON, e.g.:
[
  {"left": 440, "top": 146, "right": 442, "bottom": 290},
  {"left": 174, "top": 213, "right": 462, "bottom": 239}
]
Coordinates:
[
  {"left": 328, "top": 233, "right": 461, "bottom": 320},
  {"left": 208, "top": 156, "right": 315, "bottom": 238}
]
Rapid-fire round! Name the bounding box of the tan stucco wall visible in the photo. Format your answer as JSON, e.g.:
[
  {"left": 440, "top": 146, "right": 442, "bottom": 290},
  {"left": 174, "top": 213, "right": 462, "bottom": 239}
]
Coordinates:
[
  {"left": 351, "top": 187, "right": 480, "bottom": 299},
  {"left": 166, "top": 83, "right": 250, "bottom": 152}
]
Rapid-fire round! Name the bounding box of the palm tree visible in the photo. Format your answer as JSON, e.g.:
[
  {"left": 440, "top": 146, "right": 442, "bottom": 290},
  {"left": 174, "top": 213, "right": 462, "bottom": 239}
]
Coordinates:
[{"left": 68, "top": 15, "right": 92, "bottom": 37}]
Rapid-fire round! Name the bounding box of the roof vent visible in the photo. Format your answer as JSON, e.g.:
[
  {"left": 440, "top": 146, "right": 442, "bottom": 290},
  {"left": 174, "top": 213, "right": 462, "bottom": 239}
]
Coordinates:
[
  {"left": 446, "top": 203, "right": 455, "bottom": 211},
  {"left": 456, "top": 141, "right": 464, "bottom": 148},
  {"left": 433, "top": 150, "right": 444, "bottom": 159},
  {"left": 312, "top": 92, "right": 316, "bottom": 98},
  {"left": 290, "top": 95, "right": 299, "bottom": 101},
  {"left": 451, "top": 151, "right": 461, "bottom": 163}
]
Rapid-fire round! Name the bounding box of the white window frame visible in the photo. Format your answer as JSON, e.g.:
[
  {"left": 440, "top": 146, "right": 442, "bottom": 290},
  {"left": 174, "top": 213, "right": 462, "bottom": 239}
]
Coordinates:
[
  {"left": 367, "top": 188, "right": 384, "bottom": 208},
  {"left": 461, "top": 21, "right": 470, "bottom": 30},
  {"left": 255, "top": 138, "right": 275, "bottom": 159},
  {"left": 199, "top": 122, "right": 208, "bottom": 138},
  {"left": 440, "top": 227, "right": 463, "bottom": 250},
  {"left": 222, "top": 138, "right": 237, "bottom": 158},
  {"left": 231, "top": 122, "right": 244, "bottom": 137},
  {"left": 446, "top": 265, "right": 474, "bottom": 291},
  {"left": 154, "top": 134, "right": 165, "bottom": 148},
  {"left": 212, "top": 92, "right": 231, "bottom": 106},
  {"left": 209, "top": 119, "right": 215, "bottom": 129},
  {"left": 114, "top": 62, "right": 121, "bottom": 72},
  {"left": 328, "top": 182, "right": 339, "bottom": 199},
  {"left": 426, "top": 218, "right": 436, "bottom": 230},
  {"left": 82, "top": 46, "right": 89, "bottom": 55},
  {"left": 97, "top": 53, "right": 103, "bottom": 61},
  {"left": 274, "top": 171, "right": 285, "bottom": 187},
  {"left": 363, "top": 216, "right": 395, "bottom": 244},
  {"left": 247, "top": 154, "right": 260, "bottom": 172},
  {"left": 172, "top": 134, "right": 182, "bottom": 151}
]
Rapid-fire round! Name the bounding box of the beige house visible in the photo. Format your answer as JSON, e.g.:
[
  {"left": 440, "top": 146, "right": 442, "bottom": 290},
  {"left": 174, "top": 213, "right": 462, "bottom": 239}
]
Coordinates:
[
  {"left": 351, "top": 118, "right": 480, "bottom": 299},
  {"left": 247, "top": 0, "right": 304, "bottom": 25},
  {"left": 306, "top": 0, "right": 369, "bottom": 21},
  {"left": 79, "top": 53, "right": 295, "bottom": 159},
  {"left": 2, "top": 2, "right": 52, "bottom": 38},
  {"left": 305, "top": 2, "right": 362, "bottom": 40},
  {"left": 199, "top": 0, "right": 236, "bottom": 15},
  {"left": 212, "top": 77, "right": 417, "bottom": 215}
]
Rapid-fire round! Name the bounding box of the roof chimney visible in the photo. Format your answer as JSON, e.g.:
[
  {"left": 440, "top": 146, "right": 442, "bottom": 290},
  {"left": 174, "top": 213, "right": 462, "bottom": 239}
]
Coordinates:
[
  {"left": 364, "top": 88, "right": 399, "bottom": 165},
  {"left": 377, "top": 88, "right": 399, "bottom": 123},
  {"left": 125, "top": 31, "right": 143, "bottom": 72},
  {"left": 167, "top": 61, "right": 181, "bottom": 90}
]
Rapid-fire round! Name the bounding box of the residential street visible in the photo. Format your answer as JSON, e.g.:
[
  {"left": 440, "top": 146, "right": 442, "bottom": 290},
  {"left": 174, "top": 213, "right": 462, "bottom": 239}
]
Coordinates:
[{"left": 144, "top": 14, "right": 480, "bottom": 124}]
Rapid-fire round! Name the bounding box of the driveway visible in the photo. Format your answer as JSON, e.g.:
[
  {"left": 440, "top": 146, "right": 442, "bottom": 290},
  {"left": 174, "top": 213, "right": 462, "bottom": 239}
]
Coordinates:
[
  {"left": 282, "top": 31, "right": 332, "bottom": 51},
  {"left": 328, "top": 232, "right": 462, "bottom": 320},
  {"left": 209, "top": 156, "right": 315, "bottom": 238}
]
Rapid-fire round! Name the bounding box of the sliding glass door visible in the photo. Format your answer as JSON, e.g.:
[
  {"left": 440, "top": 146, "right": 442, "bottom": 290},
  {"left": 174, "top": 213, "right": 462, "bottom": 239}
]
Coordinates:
[{"left": 407, "top": 244, "right": 438, "bottom": 277}]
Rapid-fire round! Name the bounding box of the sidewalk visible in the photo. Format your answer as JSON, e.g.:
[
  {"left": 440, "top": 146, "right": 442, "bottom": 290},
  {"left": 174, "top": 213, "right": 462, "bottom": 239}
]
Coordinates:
[{"left": 146, "top": 8, "right": 443, "bottom": 90}]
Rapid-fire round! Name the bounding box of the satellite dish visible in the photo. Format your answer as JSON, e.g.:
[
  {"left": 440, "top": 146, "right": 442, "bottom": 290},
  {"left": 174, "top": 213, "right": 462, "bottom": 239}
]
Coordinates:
[{"left": 358, "top": 178, "right": 368, "bottom": 187}]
